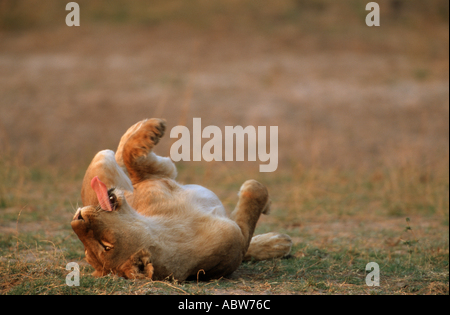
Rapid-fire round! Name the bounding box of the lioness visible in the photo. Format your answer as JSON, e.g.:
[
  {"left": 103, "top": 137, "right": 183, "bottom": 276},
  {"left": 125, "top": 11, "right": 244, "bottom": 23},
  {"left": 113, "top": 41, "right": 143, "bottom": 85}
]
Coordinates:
[{"left": 71, "top": 118, "right": 292, "bottom": 281}]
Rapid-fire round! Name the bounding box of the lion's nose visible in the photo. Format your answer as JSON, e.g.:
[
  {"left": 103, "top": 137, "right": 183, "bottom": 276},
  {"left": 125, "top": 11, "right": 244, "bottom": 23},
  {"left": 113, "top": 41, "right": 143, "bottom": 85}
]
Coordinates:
[{"left": 73, "top": 208, "right": 84, "bottom": 221}]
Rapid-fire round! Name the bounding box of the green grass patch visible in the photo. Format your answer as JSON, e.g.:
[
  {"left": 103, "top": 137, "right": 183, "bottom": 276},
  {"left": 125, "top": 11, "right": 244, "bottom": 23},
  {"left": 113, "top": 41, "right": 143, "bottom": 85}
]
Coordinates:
[{"left": 0, "top": 162, "right": 448, "bottom": 294}]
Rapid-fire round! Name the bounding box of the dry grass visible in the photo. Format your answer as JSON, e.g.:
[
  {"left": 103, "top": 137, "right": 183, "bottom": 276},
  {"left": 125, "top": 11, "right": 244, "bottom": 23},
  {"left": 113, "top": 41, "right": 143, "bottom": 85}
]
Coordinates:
[{"left": 0, "top": 0, "right": 448, "bottom": 295}]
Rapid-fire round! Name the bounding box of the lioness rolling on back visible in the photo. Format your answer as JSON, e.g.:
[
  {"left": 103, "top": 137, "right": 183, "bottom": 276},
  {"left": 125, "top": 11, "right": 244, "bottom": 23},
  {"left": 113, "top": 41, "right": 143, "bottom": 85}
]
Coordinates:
[{"left": 71, "top": 118, "right": 292, "bottom": 281}]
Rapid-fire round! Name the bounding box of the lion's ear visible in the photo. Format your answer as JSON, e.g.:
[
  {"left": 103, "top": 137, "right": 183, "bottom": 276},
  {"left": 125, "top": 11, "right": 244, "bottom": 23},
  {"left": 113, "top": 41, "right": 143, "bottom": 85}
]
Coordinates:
[{"left": 117, "top": 249, "right": 154, "bottom": 279}]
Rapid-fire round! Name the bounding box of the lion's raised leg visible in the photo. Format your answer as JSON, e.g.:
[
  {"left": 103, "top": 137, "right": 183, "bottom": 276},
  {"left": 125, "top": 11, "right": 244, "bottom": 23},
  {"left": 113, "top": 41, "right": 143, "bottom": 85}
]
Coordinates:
[
  {"left": 119, "top": 118, "right": 177, "bottom": 184},
  {"left": 115, "top": 119, "right": 148, "bottom": 169},
  {"left": 230, "top": 180, "right": 271, "bottom": 256}
]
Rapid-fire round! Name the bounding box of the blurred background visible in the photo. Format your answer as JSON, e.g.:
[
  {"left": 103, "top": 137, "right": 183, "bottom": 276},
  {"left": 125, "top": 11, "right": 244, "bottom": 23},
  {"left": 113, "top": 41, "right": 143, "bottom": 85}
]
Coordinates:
[
  {"left": 0, "top": 0, "right": 448, "bottom": 182},
  {"left": 0, "top": 1, "right": 448, "bottom": 294}
]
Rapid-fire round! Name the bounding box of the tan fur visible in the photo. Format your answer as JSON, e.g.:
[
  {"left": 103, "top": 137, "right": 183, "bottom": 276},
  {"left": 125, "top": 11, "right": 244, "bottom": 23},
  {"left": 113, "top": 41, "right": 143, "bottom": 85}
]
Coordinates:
[
  {"left": 243, "top": 233, "right": 293, "bottom": 261},
  {"left": 72, "top": 118, "right": 292, "bottom": 281}
]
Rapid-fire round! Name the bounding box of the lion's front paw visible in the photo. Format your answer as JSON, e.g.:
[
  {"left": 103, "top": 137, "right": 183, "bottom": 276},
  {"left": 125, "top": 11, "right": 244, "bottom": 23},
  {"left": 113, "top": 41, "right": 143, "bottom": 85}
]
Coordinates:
[
  {"left": 123, "top": 119, "right": 166, "bottom": 159},
  {"left": 116, "top": 118, "right": 166, "bottom": 166},
  {"left": 134, "top": 118, "right": 166, "bottom": 149}
]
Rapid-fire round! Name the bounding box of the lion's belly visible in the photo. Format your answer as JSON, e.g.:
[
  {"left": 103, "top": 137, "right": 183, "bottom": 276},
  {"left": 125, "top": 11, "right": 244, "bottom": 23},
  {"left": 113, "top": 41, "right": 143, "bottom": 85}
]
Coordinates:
[
  {"left": 129, "top": 180, "right": 227, "bottom": 218},
  {"left": 182, "top": 184, "right": 227, "bottom": 217}
]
